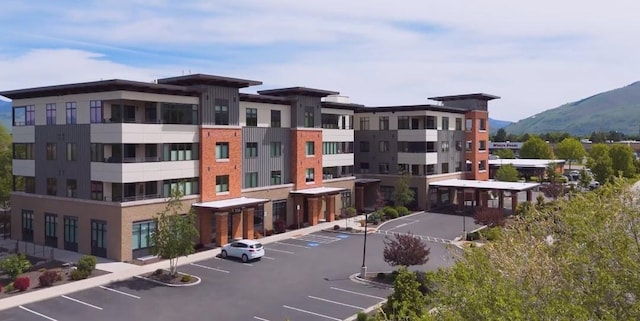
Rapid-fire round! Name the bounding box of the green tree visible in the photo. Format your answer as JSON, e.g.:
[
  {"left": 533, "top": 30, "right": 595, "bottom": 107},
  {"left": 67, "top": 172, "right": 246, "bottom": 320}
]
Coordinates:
[
  {"left": 0, "top": 124, "right": 12, "bottom": 207},
  {"left": 494, "top": 163, "right": 519, "bottom": 182},
  {"left": 555, "top": 137, "right": 586, "bottom": 170},
  {"left": 392, "top": 173, "right": 415, "bottom": 208},
  {"left": 494, "top": 148, "right": 516, "bottom": 159},
  {"left": 609, "top": 144, "right": 635, "bottom": 178},
  {"left": 151, "top": 187, "right": 200, "bottom": 276},
  {"left": 587, "top": 143, "right": 613, "bottom": 183},
  {"left": 578, "top": 168, "right": 592, "bottom": 189},
  {"left": 493, "top": 128, "right": 507, "bottom": 142},
  {"left": 519, "top": 135, "right": 554, "bottom": 159},
  {"left": 0, "top": 253, "right": 31, "bottom": 280},
  {"left": 382, "top": 267, "right": 426, "bottom": 320}
]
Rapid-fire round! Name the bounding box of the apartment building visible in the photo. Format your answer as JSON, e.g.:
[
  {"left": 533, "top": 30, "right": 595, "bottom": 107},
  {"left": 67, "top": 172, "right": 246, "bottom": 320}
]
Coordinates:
[{"left": 1, "top": 73, "right": 497, "bottom": 262}]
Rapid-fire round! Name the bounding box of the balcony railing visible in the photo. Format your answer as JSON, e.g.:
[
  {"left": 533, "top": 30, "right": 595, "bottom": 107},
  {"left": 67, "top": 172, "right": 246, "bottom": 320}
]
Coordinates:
[{"left": 99, "top": 193, "right": 164, "bottom": 202}]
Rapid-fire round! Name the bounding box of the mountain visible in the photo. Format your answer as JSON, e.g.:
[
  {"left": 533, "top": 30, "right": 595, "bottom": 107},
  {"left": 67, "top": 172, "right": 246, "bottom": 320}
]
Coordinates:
[
  {"left": 0, "top": 100, "right": 11, "bottom": 132},
  {"left": 489, "top": 118, "right": 513, "bottom": 133},
  {"left": 504, "top": 82, "right": 640, "bottom": 136}
]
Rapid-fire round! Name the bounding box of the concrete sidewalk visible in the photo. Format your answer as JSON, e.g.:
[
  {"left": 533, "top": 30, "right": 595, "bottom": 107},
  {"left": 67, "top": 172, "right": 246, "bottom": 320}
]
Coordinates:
[{"left": 0, "top": 215, "right": 369, "bottom": 311}]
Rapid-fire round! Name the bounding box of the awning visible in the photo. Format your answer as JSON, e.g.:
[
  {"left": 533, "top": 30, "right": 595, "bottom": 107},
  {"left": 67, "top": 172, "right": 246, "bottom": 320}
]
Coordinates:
[
  {"left": 430, "top": 179, "right": 539, "bottom": 192},
  {"left": 354, "top": 178, "right": 381, "bottom": 185},
  {"left": 290, "top": 187, "right": 346, "bottom": 196},
  {"left": 193, "top": 197, "right": 269, "bottom": 210}
]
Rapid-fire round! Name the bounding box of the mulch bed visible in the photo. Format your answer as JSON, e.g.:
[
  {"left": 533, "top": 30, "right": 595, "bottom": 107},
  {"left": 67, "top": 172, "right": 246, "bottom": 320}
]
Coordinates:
[
  {"left": 0, "top": 254, "right": 110, "bottom": 298},
  {"left": 363, "top": 272, "right": 395, "bottom": 286},
  {"left": 141, "top": 269, "right": 198, "bottom": 285}
]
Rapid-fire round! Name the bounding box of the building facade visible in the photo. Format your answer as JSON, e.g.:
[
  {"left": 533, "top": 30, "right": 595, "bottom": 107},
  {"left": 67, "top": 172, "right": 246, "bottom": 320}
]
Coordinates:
[{"left": 2, "top": 74, "right": 497, "bottom": 262}]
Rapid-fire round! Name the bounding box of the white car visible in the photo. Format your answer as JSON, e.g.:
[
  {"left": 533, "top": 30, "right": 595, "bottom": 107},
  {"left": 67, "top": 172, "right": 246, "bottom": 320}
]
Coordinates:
[{"left": 221, "top": 239, "right": 265, "bottom": 262}]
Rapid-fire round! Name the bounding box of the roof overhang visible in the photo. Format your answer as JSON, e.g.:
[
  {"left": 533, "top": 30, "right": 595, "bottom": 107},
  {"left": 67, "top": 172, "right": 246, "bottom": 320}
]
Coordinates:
[
  {"left": 355, "top": 178, "right": 381, "bottom": 185},
  {"left": 489, "top": 159, "right": 565, "bottom": 169},
  {"left": 290, "top": 187, "right": 346, "bottom": 196},
  {"left": 429, "top": 93, "right": 500, "bottom": 101},
  {"left": 157, "top": 74, "right": 262, "bottom": 88},
  {"left": 258, "top": 87, "right": 339, "bottom": 98},
  {"left": 430, "top": 179, "right": 540, "bottom": 192},
  {"left": 193, "top": 197, "right": 268, "bottom": 210}
]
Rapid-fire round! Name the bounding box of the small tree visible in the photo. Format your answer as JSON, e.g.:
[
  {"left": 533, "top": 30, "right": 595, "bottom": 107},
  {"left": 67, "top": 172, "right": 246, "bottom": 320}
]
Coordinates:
[
  {"left": 473, "top": 207, "right": 506, "bottom": 227},
  {"left": 519, "top": 135, "right": 554, "bottom": 159},
  {"left": 578, "top": 169, "right": 592, "bottom": 189},
  {"left": 494, "top": 148, "right": 516, "bottom": 159},
  {"left": 392, "top": 174, "right": 415, "bottom": 208},
  {"left": 495, "top": 164, "right": 519, "bottom": 182},
  {"left": 343, "top": 206, "right": 356, "bottom": 229},
  {"left": 151, "top": 187, "right": 200, "bottom": 276},
  {"left": 556, "top": 137, "right": 586, "bottom": 170},
  {"left": 383, "top": 232, "right": 430, "bottom": 267},
  {"left": 383, "top": 267, "right": 426, "bottom": 320},
  {"left": 0, "top": 253, "right": 31, "bottom": 280}
]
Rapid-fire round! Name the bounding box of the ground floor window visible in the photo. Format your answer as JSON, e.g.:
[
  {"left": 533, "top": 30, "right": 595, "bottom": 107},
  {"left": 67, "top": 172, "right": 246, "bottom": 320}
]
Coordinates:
[
  {"left": 44, "top": 213, "right": 58, "bottom": 247},
  {"left": 272, "top": 200, "right": 287, "bottom": 234},
  {"left": 132, "top": 220, "right": 156, "bottom": 258},
  {"left": 340, "top": 191, "right": 352, "bottom": 209},
  {"left": 254, "top": 204, "right": 265, "bottom": 236},
  {"left": 64, "top": 216, "right": 78, "bottom": 252},
  {"left": 91, "top": 220, "right": 107, "bottom": 258},
  {"left": 21, "top": 210, "right": 33, "bottom": 242}
]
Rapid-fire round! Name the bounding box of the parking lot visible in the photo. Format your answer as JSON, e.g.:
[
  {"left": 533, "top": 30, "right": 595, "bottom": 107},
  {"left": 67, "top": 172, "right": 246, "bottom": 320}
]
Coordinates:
[{"left": 0, "top": 212, "right": 473, "bottom": 321}]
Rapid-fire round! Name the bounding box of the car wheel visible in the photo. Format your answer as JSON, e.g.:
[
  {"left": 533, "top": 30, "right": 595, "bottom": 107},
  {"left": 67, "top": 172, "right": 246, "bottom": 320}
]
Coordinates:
[
  {"left": 221, "top": 250, "right": 227, "bottom": 258},
  {"left": 242, "top": 254, "right": 249, "bottom": 263}
]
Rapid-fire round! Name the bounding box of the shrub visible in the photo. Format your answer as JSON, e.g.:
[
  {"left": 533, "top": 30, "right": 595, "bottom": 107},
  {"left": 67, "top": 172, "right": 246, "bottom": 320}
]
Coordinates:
[
  {"left": 180, "top": 274, "right": 192, "bottom": 283},
  {"left": 333, "top": 225, "right": 340, "bottom": 230},
  {"left": 483, "top": 227, "right": 503, "bottom": 241},
  {"left": 357, "top": 312, "right": 369, "bottom": 321},
  {"left": 466, "top": 231, "right": 481, "bottom": 241},
  {"left": 396, "top": 206, "right": 409, "bottom": 217},
  {"left": 14, "top": 276, "right": 30, "bottom": 291},
  {"left": 346, "top": 227, "right": 353, "bottom": 232},
  {"left": 70, "top": 269, "right": 90, "bottom": 281},
  {"left": 39, "top": 270, "right": 60, "bottom": 287},
  {"left": 265, "top": 229, "right": 274, "bottom": 236},
  {"left": 0, "top": 253, "right": 31, "bottom": 280},
  {"left": 38, "top": 268, "right": 47, "bottom": 273},
  {"left": 253, "top": 231, "right": 263, "bottom": 239},
  {"left": 414, "top": 271, "right": 437, "bottom": 295},
  {"left": 77, "top": 255, "right": 97, "bottom": 273},
  {"left": 5, "top": 282, "right": 14, "bottom": 293},
  {"left": 383, "top": 207, "right": 399, "bottom": 219},
  {"left": 383, "top": 232, "right": 430, "bottom": 267},
  {"left": 274, "top": 220, "right": 286, "bottom": 233},
  {"left": 154, "top": 268, "right": 164, "bottom": 276},
  {"left": 376, "top": 272, "right": 386, "bottom": 280},
  {"left": 530, "top": 176, "right": 539, "bottom": 182},
  {"left": 473, "top": 207, "right": 506, "bottom": 227}
]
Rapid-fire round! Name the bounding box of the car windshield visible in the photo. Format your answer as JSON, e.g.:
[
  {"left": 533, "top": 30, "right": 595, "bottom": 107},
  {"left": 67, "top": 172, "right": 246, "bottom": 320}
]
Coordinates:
[{"left": 250, "top": 243, "right": 263, "bottom": 249}]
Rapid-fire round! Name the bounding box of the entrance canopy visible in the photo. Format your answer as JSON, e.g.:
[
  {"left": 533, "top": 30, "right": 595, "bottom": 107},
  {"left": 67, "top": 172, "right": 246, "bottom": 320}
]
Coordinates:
[
  {"left": 430, "top": 179, "right": 539, "bottom": 192},
  {"left": 193, "top": 197, "right": 269, "bottom": 211},
  {"left": 290, "top": 186, "right": 346, "bottom": 196}
]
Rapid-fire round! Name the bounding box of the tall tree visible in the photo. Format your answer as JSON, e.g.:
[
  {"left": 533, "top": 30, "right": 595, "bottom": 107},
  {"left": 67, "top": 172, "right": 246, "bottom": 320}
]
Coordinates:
[
  {"left": 555, "top": 137, "right": 586, "bottom": 170},
  {"left": 151, "top": 187, "right": 200, "bottom": 276},
  {"left": 493, "top": 128, "right": 507, "bottom": 142},
  {"left": 0, "top": 124, "right": 12, "bottom": 208},
  {"left": 587, "top": 143, "right": 613, "bottom": 183},
  {"left": 609, "top": 144, "right": 635, "bottom": 178},
  {"left": 494, "top": 148, "right": 516, "bottom": 159},
  {"left": 519, "top": 135, "right": 554, "bottom": 159},
  {"left": 392, "top": 173, "right": 415, "bottom": 208},
  {"left": 494, "top": 163, "right": 519, "bottom": 182}
]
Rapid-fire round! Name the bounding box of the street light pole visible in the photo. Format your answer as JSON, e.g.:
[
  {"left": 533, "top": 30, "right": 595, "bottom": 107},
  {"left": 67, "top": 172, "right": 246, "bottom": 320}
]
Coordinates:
[
  {"left": 463, "top": 212, "right": 467, "bottom": 241},
  {"left": 296, "top": 204, "right": 301, "bottom": 230},
  {"left": 360, "top": 212, "right": 368, "bottom": 278}
]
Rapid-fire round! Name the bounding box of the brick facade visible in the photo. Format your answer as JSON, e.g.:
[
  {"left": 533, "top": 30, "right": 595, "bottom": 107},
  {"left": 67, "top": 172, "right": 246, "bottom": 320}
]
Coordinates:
[
  {"left": 200, "top": 128, "right": 243, "bottom": 202},
  {"left": 290, "top": 129, "right": 323, "bottom": 190}
]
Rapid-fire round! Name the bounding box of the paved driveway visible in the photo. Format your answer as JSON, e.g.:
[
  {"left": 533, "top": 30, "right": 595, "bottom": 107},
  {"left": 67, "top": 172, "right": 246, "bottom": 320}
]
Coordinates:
[{"left": 377, "top": 211, "right": 484, "bottom": 241}]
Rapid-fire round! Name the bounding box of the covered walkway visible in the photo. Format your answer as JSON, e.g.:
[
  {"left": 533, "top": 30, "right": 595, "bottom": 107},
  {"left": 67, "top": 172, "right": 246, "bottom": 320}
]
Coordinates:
[{"left": 193, "top": 197, "right": 268, "bottom": 247}]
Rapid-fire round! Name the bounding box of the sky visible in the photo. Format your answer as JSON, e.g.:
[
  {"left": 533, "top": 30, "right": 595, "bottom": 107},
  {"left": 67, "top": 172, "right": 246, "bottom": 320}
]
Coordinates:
[{"left": 1, "top": 0, "right": 639, "bottom": 122}]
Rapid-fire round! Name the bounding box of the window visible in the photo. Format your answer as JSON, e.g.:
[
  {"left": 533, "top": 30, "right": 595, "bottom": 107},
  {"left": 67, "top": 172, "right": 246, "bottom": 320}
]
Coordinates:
[
  {"left": 341, "top": 191, "right": 352, "bottom": 208},
  {"left": 13, "top": 105, "right": 35, "bottom": 126},
  {"left": 47, "top": 178, "right": 57, "bottom": 196},
  {"left": 456, "top": 141, "right": 462, "bottom": 151},
  {"left": 271, "top": 110, "right": 281, "bottom": 127},
  {"left": 379, "top": 141, "right": 389, "bottom": 152},
  {"left": 216, "top": 142, "right": 229, "bottom": 159},
  {"left": 160, "top": 103, "right": 198, "bottom": 125},
  {"left": 466, "top": 140, "right": 472, "bottom": 151},
  {"left": 90, "top": 100, "right": 102, "bottom": 123},
  {"left": 398, "top": 116, "right": 410, "bottom": 129},
  {"left": 91, "top": 181, "right": 103, "bottom": 201},
  {"left": 162, "top": 178, "right": 198, "bottom": 196},
  {"left": 25, "top": 105, "right": 35, "bottom": 125},
  {"left": 380, "top": 186, "right": 394, "bottom": 202},
  {"left": 272, "top": 200, "right": 287, "bottom": 226},
  {"left": 427, "top": 142, "right": 437, "bottom": 152},
  {"left": 426, "top": 116, "right": 437, "bottom": 129},
  {"left": 465, "top": 119, "right": 473, "bottom": 131},
  {"left": 359, "top": 162, "right": 369, "bottom": 173},
  {"left": 246, "top": 108, "right": 257, "bottom": 127},
  {"left": 163, "top": 143, "right": 198, "bottom": 161},
  {"left": 214, "top": 99, "right": 229, "bottom": 125},
  {"left": 245, "top": 142, "right": 258, "bottom": 158},
  {"left": 426, "top": 164, "right": 436, "bottom": 175},
  {"left": 479, "top": 140, "right": 487, "bottom": 151},
  {"left": 67, "top": 143, "right": 77, "bottom": 161},
  {"left": 441, "top": 141, "right": 450, "bottom": 152},
  {"left": 479, "top": 118, "right": 487, "bottom": 131},
  {"left": 304, "top": 107, "right": 314, "bottom": 128},
  {"left": 22, "top": 210, "right": 34, "bottom": 242},
  {"left": 91, "top": 220, "right": 107, "bottom": 258},
  {"left": 67, "top": 179, "right": 77, "bottom": 197},
  {"left": 66, "top": 102, "right": 77, "bottom": 124},
  {"left": 13, "top": 143, "right": 34, "bottom": 159},
  {"left": 398, "top": 164, "right": 409, "bottom": 174},
  {"left": 411, "top": 164, "right": 420, "bottom": 175},
  {"left": 466, "top": 160, "right": 473, "bottom": 171},
  {"left": 359, "top": 117, "right": 370, "bottom": 130},
  {"left": 132, "top": 220, "right": 156, "bottom": 251},
  {"left": 271, "top": 170, "right": 282, "bottom": 185},
  {"left": 442, "top": 163, "right": 449, "bottom": 174},
  {"left": 45, "top": 143, "right": 56, "bottom": 160},
  {"left": 44, "top": 213, "right": 58, "bottom": 247},
  {"left": 46, "top": 103, "right": 56, "bottom": 125},
  {"left": 379, "top": 163, "right": 389, "bottom": 174},
  {"left": 90, "top": 143, "right": 103, "bottom": 162},
  {"left": 305, "top": 141, "right": 315, "bottom": 156},
  {"left": 305, "top": 168, "right": 315, "bottom": 182},
  {"left": 479, "top": 160, "right": 487, "bottom": 171},
  {"left": 359, "top": 141, "right": 370, "bottom": 153},
  {"left": 441, "top": 116, "right": 449, "bottom": 130},
  {"left": 379, "top": 116, "right": 389, "bottom": 130},
  {"left": 216, "top": 175, "right": 229, "bottom": 193},
  {"left": 64, "top": 216, "right": 78, "bottom": 251},
  {"left": 245, "top": 172, "right": 258, "bottom": 188},
  {"left": 321, "top": 113, "right": 340, "bottom": 129},
  {"left": 455, "top": 118, "right": 463, "bottom": 130},
  {"left": 270, "top": 142, "right": 282, "bottom": 157}
]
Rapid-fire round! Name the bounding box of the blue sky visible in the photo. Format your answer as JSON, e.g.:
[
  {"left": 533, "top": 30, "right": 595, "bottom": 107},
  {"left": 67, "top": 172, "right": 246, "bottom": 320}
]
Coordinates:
[{"left": 1, "top": 0, "right": 639, "bottom": 121}]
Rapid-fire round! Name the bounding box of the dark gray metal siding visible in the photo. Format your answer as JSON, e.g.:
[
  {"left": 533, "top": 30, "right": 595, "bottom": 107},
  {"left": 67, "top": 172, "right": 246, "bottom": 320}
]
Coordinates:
[
  {"left": 35, "top": 125, "right": 91, "bottom": 199},
  {"left": 241, "top": 127, "right": 291, "bottom": 188},
  {"left": 354, "top": 130, "right": 399, "bottom": 174},
  {"left": 437, "top": 130, "right": 464, "bottom": 173},
  {"left": 443, "top": 99, "right": 488, "bottom": 111},
  {"left": 199, "top": 85, "right": 240, "bottom": 126},
  {"left": 291, "top": 96, "right": 321, "bottom": 128}
]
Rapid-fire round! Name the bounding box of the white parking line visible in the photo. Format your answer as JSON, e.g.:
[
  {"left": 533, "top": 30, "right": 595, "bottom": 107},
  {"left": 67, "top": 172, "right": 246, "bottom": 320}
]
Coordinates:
[
  {"left": 262, "top": 256, "right": 275, "bottom": 260},
  {"left": 18, "top": 306, "right": 58, "bottom": 321},
  {"left": 308, "top": 295, "right": 366, "bottom": 309},
  {"left": 253, "top": 317, "right": 271, "bottom": 321},
  {"left": 190, "top": 263, "right": 230, "bottom": 273},
  {"left": 61, "top": 295, "right": 103, "bottom": 310},
  {"left": 243, "top": 263, "right": 253, "bottom": 267},
  {"left": 275, "top": 241, "right": 311, "bottom": 249},
  {"left": 283, "top": 305, "right": 342, "bottom": 321},
  {"left": 99, "top": 285, "right": 141, "bottom": 299},
  {"left": 265, "top": 247, "right": 294, "bottom": 254},
  {"left": 330, "top": 287, "right": 386, "bottom": 300}
]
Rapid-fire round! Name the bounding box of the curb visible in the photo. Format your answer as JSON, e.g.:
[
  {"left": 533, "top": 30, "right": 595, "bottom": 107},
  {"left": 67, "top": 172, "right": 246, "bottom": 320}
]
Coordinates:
[
  {"left": 349, "top": 272, "right": 394, "bottom": 289},
  {"left": 376, "top": 211, "right": 425, "bottom": 230},
  {"left": 134, "top": 272, "right": 202, "bottom": 288},
  {"left": 344, "top": 273, "right": 390, "bottom": 321}
]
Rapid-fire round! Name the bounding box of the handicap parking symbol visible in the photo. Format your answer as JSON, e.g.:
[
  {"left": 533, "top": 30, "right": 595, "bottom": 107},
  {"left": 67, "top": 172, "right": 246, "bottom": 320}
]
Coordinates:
[
  {"left": 336, "top": 234, "right": 349, "bottom": 239},
  {"left": 307, "top": 242, "right": 320, "bottom": 247}
]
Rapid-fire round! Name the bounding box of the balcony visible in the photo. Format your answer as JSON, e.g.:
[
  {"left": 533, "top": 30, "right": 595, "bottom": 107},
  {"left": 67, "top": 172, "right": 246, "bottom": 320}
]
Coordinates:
[
  {"left": 92, "top": 160, "right": 199, "bottom": 183},
  {"left": 397, "top": 129, "right": 438, "bottom": 142},
  {"left": 322, "top": 153, "right": 354, "bottom": 167},
  {"left": 397, "top": 152, "right": 438, "bottom": 165}
]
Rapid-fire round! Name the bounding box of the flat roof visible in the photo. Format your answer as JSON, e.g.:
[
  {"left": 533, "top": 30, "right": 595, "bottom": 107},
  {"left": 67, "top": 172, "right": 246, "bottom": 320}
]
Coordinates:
[
  {"left": 239, "top": 93, "right": 290, "bottom": 105},
  {"left": 290, "top": 186, "right": 346, "bottom": 195},
  {"left": 355, "top": 104, "right": 467, "bottom": 114},
  {"left": 489, "top": 159, "right": 565, "bottom": 168},
  {"left": 430, "top": 179, "right": 539, "bottom": 191},
  {"left": 0, "top": 79, "right": 201, "bottom": 100},
  {"left": 428, "top": 93, "right": 500, "bottom": 101},
  {"left": 258, "top": 87, "right": 339, "bottom": 98},
  {"left": 193, "top": 197, "right": 269, "bottom": 210},
  {"left": 321, "top": 101, "right": 364, "bottom": 111},
  {"left": 157, "top": 74, "right": 262, "bottom": 88}
]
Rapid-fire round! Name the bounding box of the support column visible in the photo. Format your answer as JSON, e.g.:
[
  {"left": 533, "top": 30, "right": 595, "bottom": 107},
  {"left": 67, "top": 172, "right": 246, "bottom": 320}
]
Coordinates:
[
  {"left": 511, "top": 191, "right": 519, "bottom": 213},
  {"left": 231, "top": 212, "right": 242, "bottom": 240},
  {"left": 498, "top": 190, "right": 505, "bottom": 214},
  {"left": 198, "top": 208, "right": 211, "bottom": 245},
  {"left": 474, "top": 189, "right": 481, "bottom": 207},
  {"left": 480, "top": 191, "right": 489, "bottom": 208},
  {"left": 293, "top": 195, "right": 303, "bottom": 227},
  {"left": 242, "top": 207, "right": 255, "bottom": 240},
  {"left": 457, "top": 188, "right": 465, "bottom": 211},
  {"left": 355, "top": 185, "right": 365, "bottom": 212},
  {"left": 449, "top": 188, "right": 456, "bottom": 207},
  {"left": 326, "top": 194, "right": 336, "bottom": 222},
  {"left": 526, "top": 190, "right": 533, "bottom": 202},
  {"left": 215, "top": 213, "right": 228, "bottom": 246},
  {"left": 308, "top": 197, "right": 321, "bottom": 226}
]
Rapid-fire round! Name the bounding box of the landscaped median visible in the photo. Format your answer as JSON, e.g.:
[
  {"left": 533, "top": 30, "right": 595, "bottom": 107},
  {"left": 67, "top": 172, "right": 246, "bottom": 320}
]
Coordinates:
[{"left": 136, "top": 268, "right": 201, "bottom": 287}]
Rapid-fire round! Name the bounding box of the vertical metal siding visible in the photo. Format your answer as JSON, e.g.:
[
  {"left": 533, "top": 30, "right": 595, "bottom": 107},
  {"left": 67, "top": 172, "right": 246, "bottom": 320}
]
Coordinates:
[
  {"left": 199, "top": 85, "right": 240, "bottom": 126},
  {"left": 241, "top": 127, "right": 291, "bottom": 188},
  {"left": 292, "top": 96, "right": 321, "bottom": 128}
]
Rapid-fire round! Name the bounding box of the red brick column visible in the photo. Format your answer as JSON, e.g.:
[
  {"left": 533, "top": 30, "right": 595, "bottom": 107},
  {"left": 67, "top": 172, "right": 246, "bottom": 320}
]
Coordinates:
[
  {"left": 308, "top": 197, "right": 321, "bottom": 226},
  {"left": 198, "top": 207, "right": 211, "bottom": 245},
  {"left": 511, "top": 191, "right": 519, "bottom": 213},
  {"left": 231, "top": 212, "right": 242, "bottom": 240},
  {"left": 243, "top": 207, "right": 255, "bottom": 240},
  {"left": 326, "top": 195, "right": 336, "bottom": 222},
  {"left": 355, "top": 186, "right": 364, "bottom": 211},
  {"left": 215, "top": 213, "right": 228, "bottom": 246}
]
